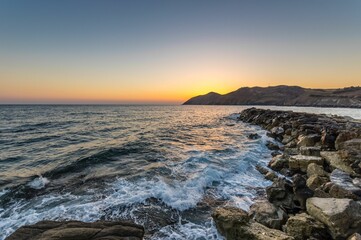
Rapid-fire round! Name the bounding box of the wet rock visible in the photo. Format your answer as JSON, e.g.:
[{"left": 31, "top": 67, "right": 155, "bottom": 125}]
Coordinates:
[
  {"left": 5, "top": 220, "right": 144, "bottom": 240},
  {"left": 299, "top": 146, "right": 321, "bottom": 157},
  {"left": 249, "top": 200, "right": 287, "bottom": 230},
  {"left": 289, "top": 155, "right": 323, "bottom": 172},
  {"left": 285, "top": 213, "right": 331, "bottom": 240},
  {"left": 329, "top": 169, "right": 361, "bottom": 200},
  {"left": 306, "top": 163, "right": 328, "bottom": 178},
  {"left": 297, "top": 134, "right": 321, "bottom": 148},
  {"left": 306, "top": 197, "right": 361, "bottom": 239},
  {"left": 212, "top": 207, "right": 294, "bottom": 240},
  {"left": 266, "top": 178, "right": 300, "bottom": 213},
  {"left": 266, "top": 141, "right": 280, "bottom": 151},
  {"left": 268, "top": 155, "right": 289, "bottom": 171},
  {"left": 256, "top": 165, "right": 279, "bottom": 182}
]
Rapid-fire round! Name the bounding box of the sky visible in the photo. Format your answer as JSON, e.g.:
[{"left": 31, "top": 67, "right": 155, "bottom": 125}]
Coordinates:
[{"left": 0, "top": 0, "right": 360, "bottom": 104}]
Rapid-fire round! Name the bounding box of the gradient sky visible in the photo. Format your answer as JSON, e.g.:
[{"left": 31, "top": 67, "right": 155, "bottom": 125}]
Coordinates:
[{"left": 1, "top": 0, "right": 361, "bottom": 103}]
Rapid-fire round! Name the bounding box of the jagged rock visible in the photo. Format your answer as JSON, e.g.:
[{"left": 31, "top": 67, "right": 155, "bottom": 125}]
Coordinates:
[
  {"left": 256, "top": 165, "right": 279, "bottom": 182},
  {"left": 335, "top": 130, "right": 361, "bottom": 150},
  {"left": 306, "top": 175, "right": 328, "bottom": 191},
  {"left": 268, "top": 155, "right": 289, "bottom": 171},
  {"left": 299, "top": 147, "right": 321, "bottom": 157},
  {"left": 321, "top": 151, "right": 356, "bottom": 175},
  {"left": 212, "top": 207, "right": 294, "bottom": 240},
  {"left": 285, "top": 213, "right": 331, "bottom": 240},
  {"left": 289, "top": 155, "right": 323, "bottom": 172},
  {"left": 329, "top": 169, "right": 361, "bottom": 200},
  {"left": 307, "top": 163, "right": 328, "bottom": 178},
  {"left": 266, "top": 178, "right": 300, "bottom": 213},
  {"left": 297, "top": 134, "right": 321, "bottom": 148},
  {"left": 306, "top": 197, "right": 361, "bottom": 239},
  {"left": 249, "top": 200, "right": 287, "bottom": 230},
  {"left": 5, "top": 220, "right": 144, "bottom": 240}
]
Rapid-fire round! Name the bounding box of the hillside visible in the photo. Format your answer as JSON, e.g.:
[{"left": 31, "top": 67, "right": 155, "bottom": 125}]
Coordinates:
[{"left": 183, "top": 86, "right": 361, "bottom": 108}]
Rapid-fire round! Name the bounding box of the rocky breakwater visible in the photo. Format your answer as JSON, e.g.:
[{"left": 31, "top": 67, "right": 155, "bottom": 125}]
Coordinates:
[
  {"left": 5, "top": 220, "right": 144, "bottom": 240},
  {"left": 212, "top": 108, "right": 361, "bottom": 240}
]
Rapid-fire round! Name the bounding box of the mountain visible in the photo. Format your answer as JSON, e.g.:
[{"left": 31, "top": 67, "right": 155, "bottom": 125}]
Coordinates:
[{"left": 183, "top": 85, "right": 361, "bottom": 108}]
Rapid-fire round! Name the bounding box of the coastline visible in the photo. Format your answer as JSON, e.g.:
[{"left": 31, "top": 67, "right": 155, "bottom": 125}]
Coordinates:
[
  {"left": 213, "top": 108, "right": 361, "bottom": 239},
  {"left": 5, "top": 106, "right": 361, "bottom": 240}
]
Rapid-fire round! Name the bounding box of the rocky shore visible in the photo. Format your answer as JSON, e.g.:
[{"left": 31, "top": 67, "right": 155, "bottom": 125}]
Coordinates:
[
  {"left": 5, "top": 220, "right": 144, "bottom": 240},
  {"left": 212, "top": 108, "right": 361, "bottom": 240}
]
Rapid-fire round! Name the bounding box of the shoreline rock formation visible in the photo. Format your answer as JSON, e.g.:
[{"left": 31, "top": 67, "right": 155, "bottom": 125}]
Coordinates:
[
  {"left": 183, "top": 85, "right": 361, "bottom": 108},
  {"left": 213, "top": 108, "right": 361, "bottom": 240},
  {"left": 5, "top": 220, "right": 144, "bottom": 240}
]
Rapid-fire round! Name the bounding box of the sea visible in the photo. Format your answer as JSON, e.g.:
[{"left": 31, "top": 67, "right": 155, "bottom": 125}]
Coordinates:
[{"left": 1, "top": 105, "right": 360, "bottom": 239}]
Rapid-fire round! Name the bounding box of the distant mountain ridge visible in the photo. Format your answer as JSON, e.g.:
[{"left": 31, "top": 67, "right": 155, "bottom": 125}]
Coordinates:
[{"left": 183, "top": 85, "right": 361, "bottom": 108}]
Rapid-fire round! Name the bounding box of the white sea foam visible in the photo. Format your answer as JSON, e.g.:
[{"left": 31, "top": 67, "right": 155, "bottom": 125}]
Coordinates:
[
  {"left": 0, "top": 122, "right": 273, "bottom": 240},
  {"left": 27, "top": 176, "right": 50, "bottom": 189}
]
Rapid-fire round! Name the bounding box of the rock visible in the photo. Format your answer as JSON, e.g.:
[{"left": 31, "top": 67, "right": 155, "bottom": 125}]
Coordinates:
[
  {"left": 321, "top": 129, "right": 336, "bottom": 150},
  {"left": 306, "top": 197, "right": 361, "bottom": 239},
  {"left": 306, "top": 175, "right": 328, "bottom": 191},
  {"left": 321, "top": 151, "right": 356, "bottom": 175},
  {"left": 266, "top": 141, "right": 280, "bottom": 151},
  {"left": 289, "top": 155, "right": 324, "bottom": 172},
  {"left": 266, "top": 178, "right": 300, "bottom": 213},
  {"left": 285, "top": 213, "right": 331, "bottom": 240},
  {"left": 256, "top": 165, "right": 279, "bottom": 182},
  {"left": 5, "top": 220, "right": 144, "bottom": 240},
  {"left": 248, "top": 133, "right": 261, "bottom": 140},
  {"left": 297, "top": 134, "right": 321, "bottom": 148},
  {"left": 348, "top": 233, "right": 361, "bottom": 240},
  {"left": 307, "top": 163, "right": 328, "bottom": 178},
  {"left": 329, "top": 169, "right": 361, "bottom": 200},
  {"left": 292, "top": 174, "right": 314, "bottom": 210},
  {"left": 335, "top": 130, "right": 361, "bottom": 150},
  {"left": 299, "top": 146, "right": 321, "bottom": 157},
  {"left": 249, "top": 200, "right": 287, "bottom": 230},
  {"left": 268, "top": 155, "right": 289, "bottom": 171},
  {"left": 212, "top": 207, "right": 294, "bottom": 240}
]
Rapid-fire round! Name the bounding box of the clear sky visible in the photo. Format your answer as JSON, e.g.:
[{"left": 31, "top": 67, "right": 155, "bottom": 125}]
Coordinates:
[{"left": 1, "top": 0, "right": 360, "bottom": 104}]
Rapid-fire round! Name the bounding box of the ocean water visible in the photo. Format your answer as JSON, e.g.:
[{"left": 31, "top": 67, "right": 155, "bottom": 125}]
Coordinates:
[{"left": 0, "top": 105, "right": 360, "bottom": 239}]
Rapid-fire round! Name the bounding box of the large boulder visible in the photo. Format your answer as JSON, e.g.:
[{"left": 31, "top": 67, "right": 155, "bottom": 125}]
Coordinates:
[
  {"left": 289, "top": 155, "right": 324, "bottom": 172},
  {"left": 306, "top": 197, "right": 361, "bottom": 239},
  {"left": 249, "top": 200, "right": 287, "bottom": 230},
  {"left": 306, "top": 175, "right": 328, "bottom": 191},
  {"left": 5, "top": 220, "right": 145, "bottom": 240},
  {"left": 285, "top": 213, "right": 331, "bottom": 240},
  {"left": 212, "top": 207, "right": 294, "bottom": 240},
  {"left": 321, "top": 151, "right": 356, "bottom": 175}
]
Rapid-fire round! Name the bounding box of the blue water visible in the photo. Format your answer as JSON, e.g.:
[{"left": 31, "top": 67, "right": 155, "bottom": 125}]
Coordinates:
[{"left": 0, "top": 105, "right": 360, "bottom": 239}]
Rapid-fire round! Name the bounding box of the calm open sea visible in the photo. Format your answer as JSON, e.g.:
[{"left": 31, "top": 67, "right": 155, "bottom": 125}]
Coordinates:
[{"left": 1, "top": 105, "right": 360, "bottom": 239}]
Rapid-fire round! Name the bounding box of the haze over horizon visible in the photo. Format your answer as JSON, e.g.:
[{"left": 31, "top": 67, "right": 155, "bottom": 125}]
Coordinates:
[{"left": 1, "top": 0, "right": 361, "bottom": 104}]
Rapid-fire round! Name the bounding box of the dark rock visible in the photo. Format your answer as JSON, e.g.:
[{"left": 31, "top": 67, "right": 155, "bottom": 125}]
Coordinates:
[
  {"left": 299, "top": 146, "right": 321, "bottom": 157},
  {"left": 5, "top": 220, "right": 144, "bottom": 240},
  {"left": 266, "top": 141, "right": 280, "bottom": 151}
]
